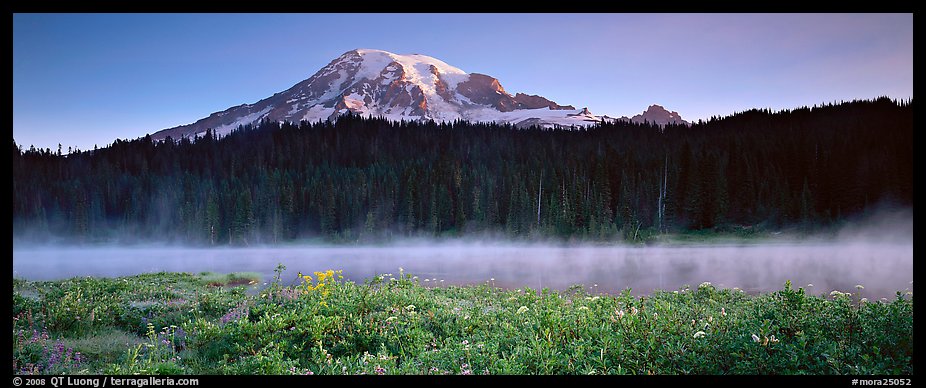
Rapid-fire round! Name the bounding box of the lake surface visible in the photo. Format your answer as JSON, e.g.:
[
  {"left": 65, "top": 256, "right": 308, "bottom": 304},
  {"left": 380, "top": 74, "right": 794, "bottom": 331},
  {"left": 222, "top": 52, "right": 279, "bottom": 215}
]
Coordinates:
[{"left": 12, "top": 243, "right": 913, "bottom": 299}]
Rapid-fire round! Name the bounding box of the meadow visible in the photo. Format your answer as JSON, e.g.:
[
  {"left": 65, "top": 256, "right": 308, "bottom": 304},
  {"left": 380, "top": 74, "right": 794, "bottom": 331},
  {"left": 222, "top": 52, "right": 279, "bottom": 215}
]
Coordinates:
[{"left": 12, "top": 266, "right": 913, "bottom": 375}]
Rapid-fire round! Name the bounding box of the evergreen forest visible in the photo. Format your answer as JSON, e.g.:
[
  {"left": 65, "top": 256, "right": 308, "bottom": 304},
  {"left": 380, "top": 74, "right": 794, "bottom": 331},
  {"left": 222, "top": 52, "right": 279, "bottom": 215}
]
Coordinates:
[{"left": 12, "top": 97, "right": 912, "bottom": 244}]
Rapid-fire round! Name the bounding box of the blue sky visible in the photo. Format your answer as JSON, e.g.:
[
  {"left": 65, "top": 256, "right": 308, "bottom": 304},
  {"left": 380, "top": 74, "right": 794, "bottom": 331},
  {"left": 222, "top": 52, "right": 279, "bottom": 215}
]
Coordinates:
[{"left": 13, "top": 13, "right": 913, "bottom": 152}]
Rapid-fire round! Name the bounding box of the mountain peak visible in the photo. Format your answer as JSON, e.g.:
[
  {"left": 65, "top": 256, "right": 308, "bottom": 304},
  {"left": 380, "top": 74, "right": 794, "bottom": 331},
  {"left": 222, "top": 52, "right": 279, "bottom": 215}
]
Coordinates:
[
  {"left": 623, "top": 104, "right": 689, "bottom": 126},
  {"left": 150, "top": 50, "right": 692, "bottom": 141},
  {"left": 150, "top": 49, "right": 605, "bottom": 140}
]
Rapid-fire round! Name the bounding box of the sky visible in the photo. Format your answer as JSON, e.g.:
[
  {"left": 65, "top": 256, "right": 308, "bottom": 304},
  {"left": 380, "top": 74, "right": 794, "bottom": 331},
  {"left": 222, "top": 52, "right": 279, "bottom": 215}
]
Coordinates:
[{"left": 13, "top": 13, "right": 913, "bottom": 152}]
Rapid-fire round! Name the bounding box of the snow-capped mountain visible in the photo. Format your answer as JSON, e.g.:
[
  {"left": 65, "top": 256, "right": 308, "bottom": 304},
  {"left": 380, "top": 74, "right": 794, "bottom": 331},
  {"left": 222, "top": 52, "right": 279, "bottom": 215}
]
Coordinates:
[
  {"left": 618, "top": 104, "right": 689, "bottom": 126},
  {"left": 151, "top": 49, "right": 683, "bottom": 140}
]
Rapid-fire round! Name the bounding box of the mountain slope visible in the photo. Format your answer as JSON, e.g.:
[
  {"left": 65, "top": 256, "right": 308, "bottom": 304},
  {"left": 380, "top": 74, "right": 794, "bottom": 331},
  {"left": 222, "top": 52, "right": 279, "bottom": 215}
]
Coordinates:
[
  {"left": 151, "top": 49, "right": 620, "bottom": 140},
  {"left": 618, "top": 104, "right": 689, "bottom": 126}
]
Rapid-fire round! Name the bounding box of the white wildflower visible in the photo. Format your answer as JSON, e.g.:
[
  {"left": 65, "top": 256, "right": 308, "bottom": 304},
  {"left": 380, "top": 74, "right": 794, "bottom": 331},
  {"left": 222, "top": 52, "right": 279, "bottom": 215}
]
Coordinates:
[
  {"left": 721, "top": 307, "right": 727, "bottom": 317},
  {"left": 693, "top": 331, "right": 707, "bottom": 339},
  {"left": 516, "top": 306, "right": 529, "bottom": 315},
  {"left": 751, "top": 334, "right": 760, "bottom": 343}
]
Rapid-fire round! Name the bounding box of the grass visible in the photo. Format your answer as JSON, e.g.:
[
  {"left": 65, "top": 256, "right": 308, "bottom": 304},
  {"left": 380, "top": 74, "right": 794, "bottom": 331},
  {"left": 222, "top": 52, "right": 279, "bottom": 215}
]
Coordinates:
[
  {"left": 12, "top": 268, "right": 914, "bottom": 375},
  {"left": 196, "top": 272, "right": 262, "bottom": 287}
]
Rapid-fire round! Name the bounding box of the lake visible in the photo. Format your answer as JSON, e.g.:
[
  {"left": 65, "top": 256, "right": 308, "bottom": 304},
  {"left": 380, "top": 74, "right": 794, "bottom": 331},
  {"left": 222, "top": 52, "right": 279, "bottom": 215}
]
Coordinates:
[{"left": 12, "top": 242, "right": 913, "bottom": 299}]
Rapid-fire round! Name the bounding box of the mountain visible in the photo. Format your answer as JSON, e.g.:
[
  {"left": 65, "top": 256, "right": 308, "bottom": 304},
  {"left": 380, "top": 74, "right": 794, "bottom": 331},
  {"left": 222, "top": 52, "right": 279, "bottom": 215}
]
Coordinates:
[
  {"left": 618, "top": 104, "right": 689, "bottom": 126},
  {"left": 151, "top": 49, "right": 617, "bottom": 140},
  {"left": 150, "top": 49, "right": 689, "bottom": 140}
]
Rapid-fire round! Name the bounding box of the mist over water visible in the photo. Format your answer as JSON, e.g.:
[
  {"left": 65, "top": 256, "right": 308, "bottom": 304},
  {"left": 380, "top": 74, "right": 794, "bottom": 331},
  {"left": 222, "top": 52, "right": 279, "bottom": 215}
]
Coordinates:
[{"left": 13, "top": 240, "right": 913, "bottom": 300}]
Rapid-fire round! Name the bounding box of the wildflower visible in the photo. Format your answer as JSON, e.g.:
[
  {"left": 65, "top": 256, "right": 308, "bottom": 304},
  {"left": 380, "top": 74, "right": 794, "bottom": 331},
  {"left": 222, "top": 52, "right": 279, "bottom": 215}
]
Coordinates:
[
  {"left": 855, "top": 284, "right": 864, "bottom": 290},
  {"left": 708, "top": 316, "right": 713, "bottom": 323},
  {"left": 462, "top": 340, "right": 469, "bottom": 345},
  {"left": 691, "top": 319, "right": 696, "bottom": 325},
  {"left": 693, "top": 331, "right": 707, "bottom": 339},
  {"left": 579, "top": 306, "right": 589, "bottom": 311},
  {"left": 429, "top": 367, "right": 440, "bottom": 374},
  {"left": 517, "top": 306, "right": 529, "bottom": 314},
  {"left": 769, "top": 335, "right": 779, "bottom": 344},
  {"left": 424, "top": 279, "right": 430, "bottom": 282},
  {"left": 630, "top": 306, "right": 638, "bottom": 315},
  {"left": 806, "top": 284, "right": 814, "bottom": 288},
  {"left": 860, "top": 298, "right": 868, "bottom": 304},
  {"left": 762, "top": 336, "right": 769, "bottom": 346},
  {"left": 616, "top": 310, "right": 625, "bottom": 320},
  {"left": 721, "top": 308, "right": 726, "bottom": 317},
  {"left": 374, "top": 366, "right": 386, "bottom": 375},
  {"left": 405, "top": 305, "right": 416, "bottom": 311},
  {"left": 490, "top": 278, "right": 495, "bottom": 281},
  {"left": 751, "top": 334, "right": 760, "bottom": 343},
  {"left": 386, "top": 316, "right": 397, "bottom": 322},
  {"left": 653, "top": 312, "right": 658, "bottom": 319}
]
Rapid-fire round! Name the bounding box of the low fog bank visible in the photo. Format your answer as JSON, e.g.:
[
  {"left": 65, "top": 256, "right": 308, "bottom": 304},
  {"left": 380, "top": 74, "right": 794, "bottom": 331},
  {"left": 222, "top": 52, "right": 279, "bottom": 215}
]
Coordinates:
[
  {"left": 13, "top": 209, "right": 913, "bottom": 299},
  {"left": 13, "top": 245, "right": 912, "bottom": 302},
  {"left": 13, "top": 208, "right": 913, "bottom": 249}
]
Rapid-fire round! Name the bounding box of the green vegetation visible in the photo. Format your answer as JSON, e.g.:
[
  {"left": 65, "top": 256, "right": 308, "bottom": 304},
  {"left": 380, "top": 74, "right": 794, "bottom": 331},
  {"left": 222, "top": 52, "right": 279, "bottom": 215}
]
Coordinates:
[
  {"left": 13, "top": 269, "right": 913, "bottom": 375},
  {"left": 196, "top": 272, "right": 262, "bottom": 287}
]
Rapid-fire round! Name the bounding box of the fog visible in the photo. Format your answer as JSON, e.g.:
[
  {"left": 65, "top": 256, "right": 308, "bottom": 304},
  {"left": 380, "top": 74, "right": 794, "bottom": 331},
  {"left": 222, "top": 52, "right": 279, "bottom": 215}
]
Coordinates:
[
  {"left": 11, "top": 210, "right": 913, "bottom": 299},
  {"left": 11, "top": 241, "right": 911, "bottom": 300}
]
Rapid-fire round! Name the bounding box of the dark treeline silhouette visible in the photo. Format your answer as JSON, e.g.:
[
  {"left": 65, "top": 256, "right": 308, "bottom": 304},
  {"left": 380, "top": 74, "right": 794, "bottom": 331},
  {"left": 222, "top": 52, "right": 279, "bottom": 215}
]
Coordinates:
[{"left": 12, "top": 97, "right": 912, "bottom": 244}]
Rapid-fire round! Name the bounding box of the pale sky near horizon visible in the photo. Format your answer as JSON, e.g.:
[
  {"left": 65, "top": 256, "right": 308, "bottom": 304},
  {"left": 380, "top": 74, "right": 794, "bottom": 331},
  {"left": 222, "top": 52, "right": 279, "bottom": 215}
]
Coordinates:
[{"left": 13, "top": 13, "right": 913, "bottom": 152}]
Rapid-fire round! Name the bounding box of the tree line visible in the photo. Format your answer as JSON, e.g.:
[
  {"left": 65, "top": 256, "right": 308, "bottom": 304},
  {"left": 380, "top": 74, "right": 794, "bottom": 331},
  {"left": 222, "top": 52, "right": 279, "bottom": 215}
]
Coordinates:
[{"left": 12, "top": 97, "right": 912, "bottom": 244}]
